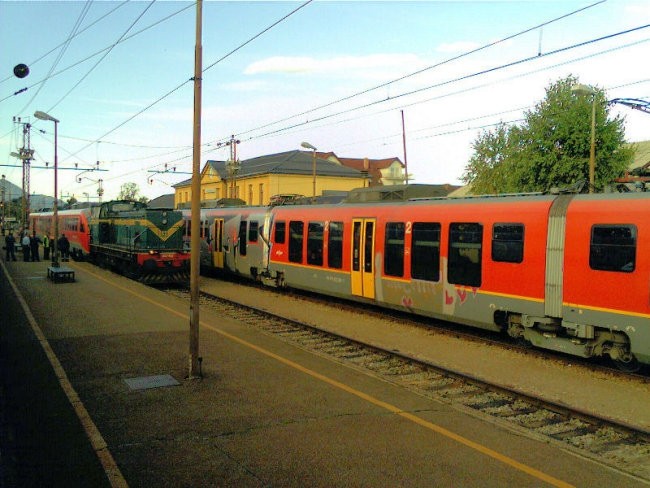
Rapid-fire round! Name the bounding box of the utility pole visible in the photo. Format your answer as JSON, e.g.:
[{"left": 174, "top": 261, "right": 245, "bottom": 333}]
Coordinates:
[
  {"left": 401, "top": 110, "right": 409, "bottom": 185},
  {"left": 12, "top": 118, "right": 34, "bottom": 227},
  {"left": 225, "top": 135, "right": 240, "bottom": 198},
  {"left": 188, "top": 0, "right": 203, "bottom": 379}
]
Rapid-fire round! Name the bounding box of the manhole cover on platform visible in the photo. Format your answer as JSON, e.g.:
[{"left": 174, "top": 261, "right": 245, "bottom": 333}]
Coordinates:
[{"left": 124, "top": 374, "right": 180, "bottom": 391}]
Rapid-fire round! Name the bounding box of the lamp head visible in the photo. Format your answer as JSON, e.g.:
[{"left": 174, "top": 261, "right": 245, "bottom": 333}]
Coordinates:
[
  {"left": 301, "top": 142, "right": 317, "bottom": 151},
  {"left": 34, "top": 110, "right": 59, "bottom": 123}
]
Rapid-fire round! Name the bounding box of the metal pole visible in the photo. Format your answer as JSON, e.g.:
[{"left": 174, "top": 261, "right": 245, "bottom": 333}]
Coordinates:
[
  {"left": 189, "top": 0, "right": 203, "bottom": 378},
  {"left": 312, "top": 149, "right": 316, "bottom": 201},
  {"left": 401, "top": 110, "right": 408, "bottom": 185},
  {"left": 589, "top": 97, "right": 596, "bottom": 193},
  {"left": 52, "top": 120, "right": 59, "bottom": 267}
]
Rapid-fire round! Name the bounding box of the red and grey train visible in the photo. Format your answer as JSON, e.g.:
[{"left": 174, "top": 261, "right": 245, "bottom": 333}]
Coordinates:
[{"left": 183, "top": 192, "right": 650, "bottom": 371}]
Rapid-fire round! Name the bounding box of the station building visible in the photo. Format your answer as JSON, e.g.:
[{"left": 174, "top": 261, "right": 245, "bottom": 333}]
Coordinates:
[{"left": 173, "top": 150, "right": 407, "bottom": 208}]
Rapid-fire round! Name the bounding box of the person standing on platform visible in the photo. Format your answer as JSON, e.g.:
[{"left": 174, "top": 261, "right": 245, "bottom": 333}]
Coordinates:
[
  {"left": 43, "top": 233, "right": 51, "bottom": 260},
  {"left": 5, "top": 232, "right": 17, "bottom": 261},
  {"left": 58, "top": 233, "right": 70, "bottom": 262},
  {"left": 30, "top": 232, "right": 41, "bottom": 261},
  {"left": 21, "top": 232, "right": 31, "bottom": 262}
]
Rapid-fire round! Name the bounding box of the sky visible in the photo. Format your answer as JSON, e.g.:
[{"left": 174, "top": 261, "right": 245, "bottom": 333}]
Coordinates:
[{"left": 1, "top": 0, "right": 649, "bottom": 202}]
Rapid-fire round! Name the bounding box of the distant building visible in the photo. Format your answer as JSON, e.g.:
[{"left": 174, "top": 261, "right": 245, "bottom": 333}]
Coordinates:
[{"left": 173, "top": 150, "right": 367, "bottom": 208}]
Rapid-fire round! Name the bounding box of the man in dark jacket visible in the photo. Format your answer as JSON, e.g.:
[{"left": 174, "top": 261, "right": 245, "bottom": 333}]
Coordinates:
[
  {"left": 57, "top": 233, "right": 70, "bottom": 262},
  {"left": 5, "top": 232, "right": 17, "bottom": 261},
  {"left": 30, "top": 232, "right": 41, "bottom": 261}
]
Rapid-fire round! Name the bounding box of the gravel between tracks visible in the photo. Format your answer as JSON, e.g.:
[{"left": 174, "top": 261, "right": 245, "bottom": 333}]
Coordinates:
[{"left": 200, "top": 278, "right": 650, "bottom": 431}]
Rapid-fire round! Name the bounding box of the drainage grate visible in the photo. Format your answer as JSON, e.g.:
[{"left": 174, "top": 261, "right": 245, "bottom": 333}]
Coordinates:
[{"left": 124, "top": 374, "right": 180, "bottom": 391}]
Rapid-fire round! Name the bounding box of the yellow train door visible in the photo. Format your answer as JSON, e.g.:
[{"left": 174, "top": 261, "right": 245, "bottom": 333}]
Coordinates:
[
  {"left": 212, "top": 218, "right": 224, "bottom": 268},
  {"left": 351, "top": 218, "right": 376, "bottom": 299}
]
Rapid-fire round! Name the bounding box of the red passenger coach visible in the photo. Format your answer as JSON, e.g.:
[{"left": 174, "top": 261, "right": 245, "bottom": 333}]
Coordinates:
[
  {"left": 29, "top": 207, "right": 92, "bottom": 259},
  {"left": 184, "top": 191, "right": 650, "bottom": 370}
]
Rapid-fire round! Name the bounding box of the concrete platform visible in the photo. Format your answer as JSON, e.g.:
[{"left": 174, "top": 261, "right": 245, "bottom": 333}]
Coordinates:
[{"left": 0, "top": 259, "right": 645, "bottom": 487}]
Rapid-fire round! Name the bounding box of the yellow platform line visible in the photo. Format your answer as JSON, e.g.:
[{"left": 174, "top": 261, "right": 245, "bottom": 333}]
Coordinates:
[
  {"left": 0, "top": 261, "right": 127, "bottom": 488},
  {"left": 82, "top": 265, "right": 573, "bottom": 488}
]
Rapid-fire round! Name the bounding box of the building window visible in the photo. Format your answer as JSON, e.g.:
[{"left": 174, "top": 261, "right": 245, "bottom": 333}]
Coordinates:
[
  {"left": 492, "top": 223, "right": 524, "bottom": 263},
  {"left": 259, "top": 183, "right": 264, "bottom": 205},
  {"left": 328, "top": 221, "right": 343, "bottom": 269},
  {"left": 248, "top": 184, "right": 253, "bottom": 205},
  {"left": 384, "top": 222, "right": 404, "bottom": 277},
  {"left": 289, "top": 221, "right": 304, "bottom": 263},
  {"left": 307, "top": 222, "right": 324, "bottom": 266},
  {"left": 590, "top": 225, "right": 636, "bottom": 272},
  {"left": 448, "top": 223, "right": 482, "bottom": 287},
  {"left": 411, "top": 222, "right": 440, "bottom": 282},
  {"left": 274, "top": 221, "right": 286, "bottom": 244}
]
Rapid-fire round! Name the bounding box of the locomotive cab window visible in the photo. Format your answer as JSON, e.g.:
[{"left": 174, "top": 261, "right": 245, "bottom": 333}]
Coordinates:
[
  {"left": 492, "top": 223, "right": 524, "bottom": 263},
  {"left": 590, "top": 224, "right": 636, "bottom": 273},
  {"left": 328, "top": 221, "right": 343, "bottom": 269},
  {"left": 307, "top": 222, "right": 324, "bottom": 266},
  {"left": 384, "top": 222, "right": 405, "bottom": 277},
  {"left": 448, "top": 223, "right": 483, "bottom": 287},
  {"left": 249, "top": 221, "right": 259, "bottom": 243},
  {"left": 411, "top": 222, "right": 440, "bottom": 282},
  {"left": 274, "top": 221, "right": 286, "bottom": 244},
  {"left": 289, "top": 221, "right": 304, "bottom": 263},
  {"left": 238, "top": 221, "right": 247, "bottom": 256}
]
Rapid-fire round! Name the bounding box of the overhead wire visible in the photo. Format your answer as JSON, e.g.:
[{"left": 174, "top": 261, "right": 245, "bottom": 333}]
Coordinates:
[
  {"left": 17, "top": 0, "right": 93, "bottom": 113},
  {"left": 46, "top": 0, "right": 156, "bottom": 113}
]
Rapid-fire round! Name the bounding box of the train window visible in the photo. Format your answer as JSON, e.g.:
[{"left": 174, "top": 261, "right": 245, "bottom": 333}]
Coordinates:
[
  {"left": 307, "top": 222, "right": 324, "bottom": 266},
  {"left": 590, "top": 225, "right": 636, "bottom": 273},
  {"left": 352, "top": 221, "right": 361, "bottom": 272},
  {"left": 384, "top": 222, "right": 405, "bottom": 277},
  {"left": 364, "top": 221, "right": 374, "bottom": 273},
  {"left": 328, "top": 221, "right": 343, "bottom": 269},
  {"left": 492, "top": 223, "right": 524, "bottom": 263},
  {"left": 448, "top": 223, "right": 483, "bottom": 287},
  {"left": 411, "top": 222, "right": 440, "bottom": 282},
  {"left": 249, "top": 221, "right": 259, "bottom": 242},
  {"left": 289, "top": 221, "right": 304, "bottom": 263},
  {"left": 274, "top": 221, "right": 286, "bottom": 244},
  {"left": 239, "top": 221, "right": 247, "bottom": 256}
]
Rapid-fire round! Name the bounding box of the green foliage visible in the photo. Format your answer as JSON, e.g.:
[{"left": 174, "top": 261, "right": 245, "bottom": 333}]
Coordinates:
[
  {"left": 118, "top": 182, "right": 141, "bottom": 201},
  {"left": 463, "top": 76, "right": 633, "bottom": 193}
]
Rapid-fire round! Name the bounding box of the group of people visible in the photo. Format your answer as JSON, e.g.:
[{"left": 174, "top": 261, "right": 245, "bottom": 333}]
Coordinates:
[{"left": 4, "top": 230, "right": 70, "bottom": 262}]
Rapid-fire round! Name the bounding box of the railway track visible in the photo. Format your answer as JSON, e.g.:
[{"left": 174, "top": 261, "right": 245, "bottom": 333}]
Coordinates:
[{"left": 168, "top": 287, "right": 650, "bottom": 483}]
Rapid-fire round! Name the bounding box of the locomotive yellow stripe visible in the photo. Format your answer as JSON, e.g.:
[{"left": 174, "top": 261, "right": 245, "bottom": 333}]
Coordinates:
[{"left": 92, "top": 218, "right": 184, "bottom": 242}]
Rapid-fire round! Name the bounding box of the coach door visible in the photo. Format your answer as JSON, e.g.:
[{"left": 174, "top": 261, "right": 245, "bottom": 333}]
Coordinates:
[
  {"left": 212, "top": 218, "right": 225, "bottom": 269},
  {"left": 351, "top": 218, "right": 376, "bottom": 300}
]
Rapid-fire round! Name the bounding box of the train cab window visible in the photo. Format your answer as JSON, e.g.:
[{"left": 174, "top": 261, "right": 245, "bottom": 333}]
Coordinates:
[
  {"left": 249, "top": 221, "right": 259, "bottom": 243},
  {"left": 448, "top": 223, "right": 483, "bottom": 287},
  {"left": 492, "top": 223, "right": 524, "bottom": 263},
  {"left": 289, "top": 221, "right": 304, "bottom": 263},
  {"left": 274, "top": 221, "right": 286, "bottom": 244},
  {"left": 411, "top": 222, "right": 440, "bottom": 282},
  {"left": 307, "top": 222, "right": 324, "bottom": 266},
  {"left": 238, "top": 221, "right": 247, "bottom": 256},
  {"left": 590, "top": 225, "right": 636, "bottom": 273},
  {"left": 328, "top": 221, "right": 343, "bottom": 269},
  {"left": 384, "top": 222, "right": 405, "bottom": 277}
]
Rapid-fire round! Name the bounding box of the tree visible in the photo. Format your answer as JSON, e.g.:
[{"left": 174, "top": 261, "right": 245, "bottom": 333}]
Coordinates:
[
  {"left": 66, "top": 196, "right": 77, "bottom": 206},
  {"left": 118, "top": 182, "right": 141, "bottom": 201},
  {"left": 463, "top": 76, "right": 633, "bottom": 193}
]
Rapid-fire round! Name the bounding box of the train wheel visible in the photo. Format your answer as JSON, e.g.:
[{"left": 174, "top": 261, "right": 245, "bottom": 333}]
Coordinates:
[{"left": 613, "top": 355, "right": 640, "bottom": 373}]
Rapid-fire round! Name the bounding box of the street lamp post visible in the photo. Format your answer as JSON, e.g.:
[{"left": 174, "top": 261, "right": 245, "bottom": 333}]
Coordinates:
[
  {"left": 571, "top": 84, "right": 597, "bottom": 193},
  {"left": 34, "top": 110, "right": 60, "bottom": 266},
  {"left": 301, "top": 142, "right": 317, "bottom": 201}
]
